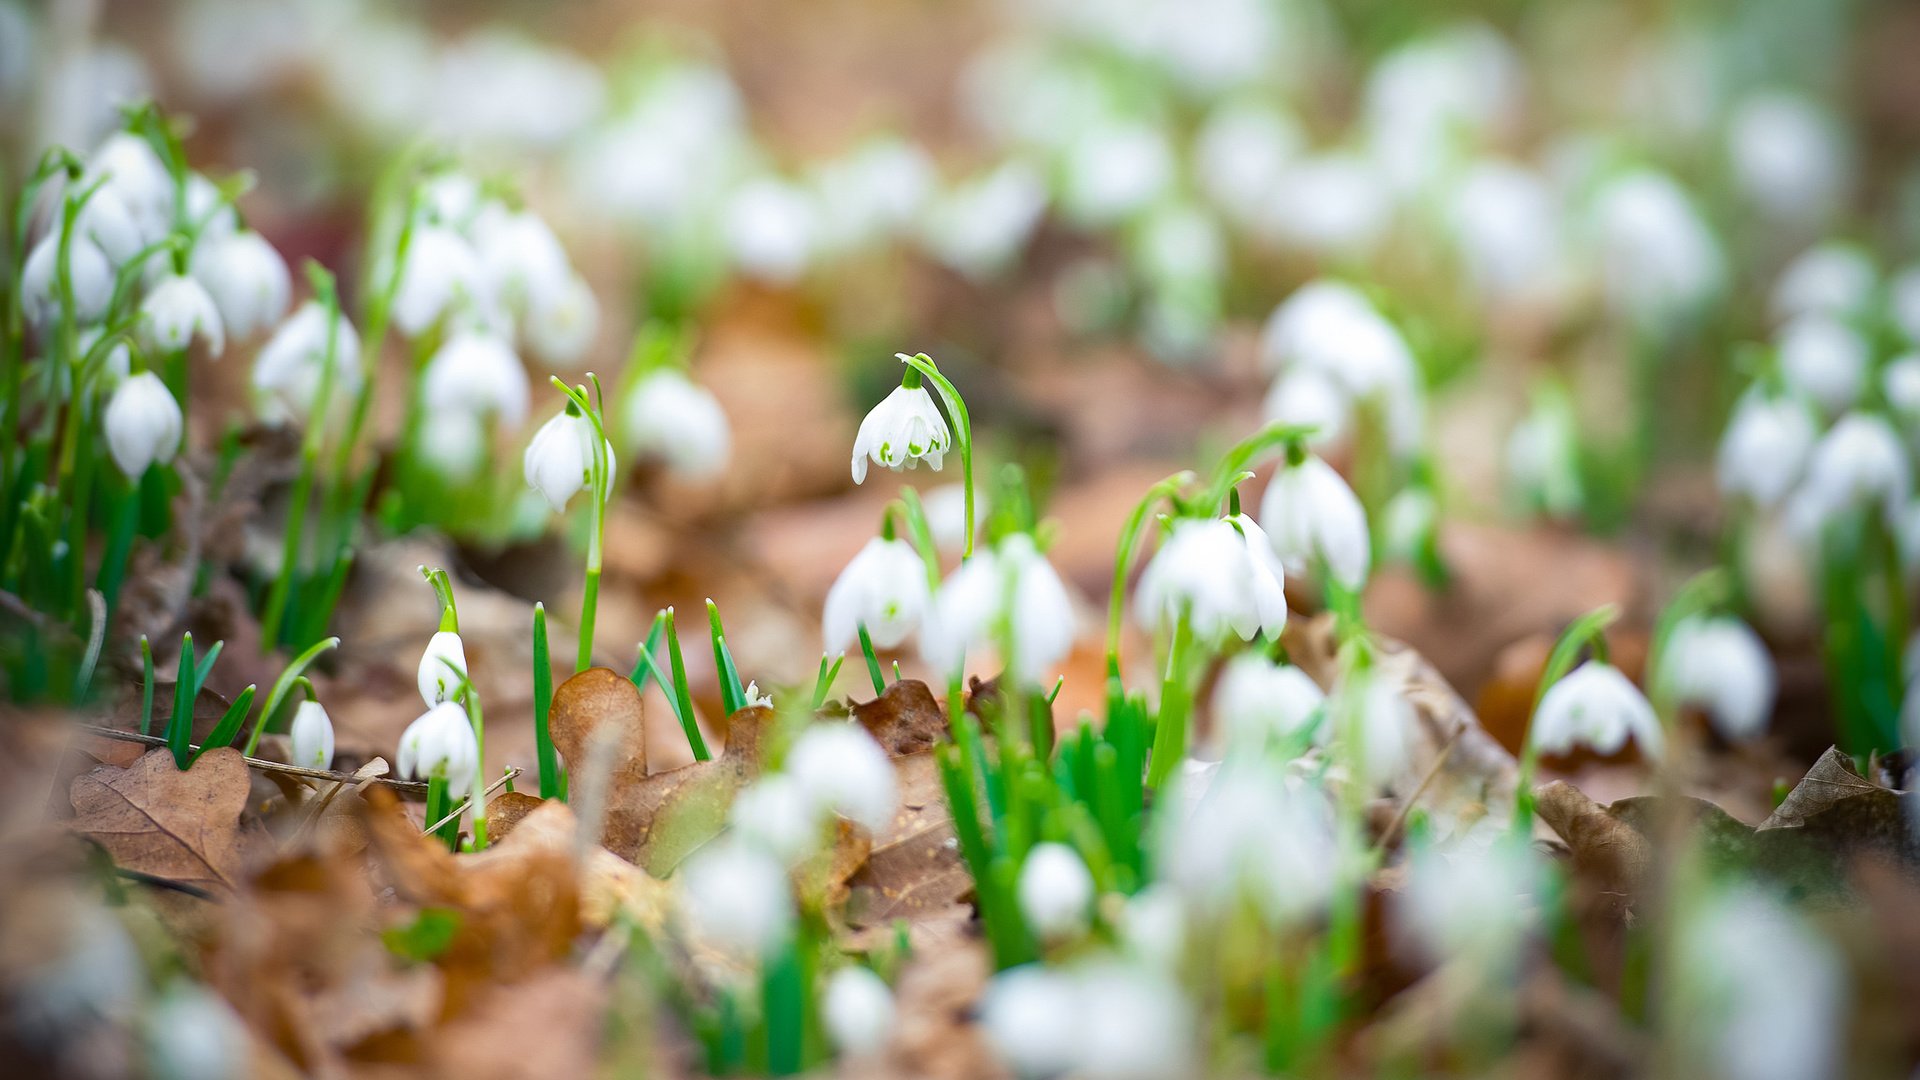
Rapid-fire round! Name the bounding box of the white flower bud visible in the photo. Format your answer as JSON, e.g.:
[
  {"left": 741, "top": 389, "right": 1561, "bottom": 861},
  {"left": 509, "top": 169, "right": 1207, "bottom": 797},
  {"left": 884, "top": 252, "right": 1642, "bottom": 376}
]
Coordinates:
[
  {"left": 523, "top": 407, "right": 615, "bottom": 512},
  {"left": 979, "top": 965, "right": 1079, "bottom": 1078},
  {"left": 1212, "top": 653, "right": 1323, "bottom": 754},
  {"left": 851, "top": 372, "right": 951, "bottom": 483},
  {"left": 1884, "top": 354, "right": 1920, "bottom": 431},
  {"left": 1530, "top": 660, "right": 1662, "bottom": 759},
  {"left": 1159, "top": 762, "right": 1335, "bottom": 924},
  {"left": 1075, "top": 961, "right": 1194, "bottom": 1080},
  {"left": 1195, "top": 102, "right": 1300, "bottom": 224},
  {"left": 288, "top": 700, "right": 335, "bottom": 771},
  {"left": 140, "top": 274, "right": 225, "bottom": 357},
  {"left": 1776, "top": 314, "right": 1867, "bottom": 415},
  {"left": 1659, "top": 616, "right": 1776, "bottom": 742},
  {"left": 723, "top": 179, "right": 816, "bottom": 284},
  {"left": 1506, "top": 392, "right": 1584, "bottom": 518},
  {"left": 191, "top": 229, "right": 289, "bottom": 340},
  {"left": 23, "top": 233, "right": 113, "bottom": 326},
  {"left": 1591, "top": 169, "right": 1723, "bottom": 326},
  {"left": 823, "top": 537, "right": 929, "bottom": 654},
  {"left": 524, "top": 272, "right": 598, "bottom": 367},
  {"left": 1770, "top": 243, "right": 1875, "bottom": 324},
  {"left": 678, "top": 840, "right": 793, "bottom": 958},
  {"left": 784, "top": 723, "right": 898, "bottom": 834},
  {"left": 74, "top": 186, "right": 145, "bottom": 265},
  {"left": 1717, "top": 390, "right": 1816, "bottom": 508},
  {"left": 103, "top": 372, "right": 183, "bottom": 478},
  {"left": 920, "top": 161, "right": 1047, "bottom": 280},
  {"left": 1258, "top": 454, "right": 1370, "bottom": 591},
  {"left": 729, "top": 774, "right": 821, "bottom": 863},
  {"left": 1397, "top": 837, "right": 1541, "bottom": 965},
  {"left": 621, "top": 368, "right": 731, "bottom": 481},
  {"left": 143, "top": 982, "right": 247, "bottom": 1080},
  {"left": 1134, "top": 516, "right": 1288, "bottom": 644},
  {"left": 397, "top": 700, "right": 479, "bottom": 798},
  {"left": 1120, "top": 885, "right": 1187, "bottom": 970},
  {"left": 251, "top": 301, "right": 361, "bottom": 424},
  {"left": 821, "top": 967, "right": 895, "bottom": 1057},
  {"left": 86, "top": 133, "right": 173, "bottom": 242},
  {"left": 1017, "top": 842, "right": 1094, "bottom": 940},
  {"left": 416, "top": 629, "right": 468, "bottom": 706},
  {"left": 415, "top": 409, "right": 488, "bottom": 481},
  {"left": 1673, "top": 886, "right": 1844, "bottom": 1080},
  {"left": 473, "top": 204, "right": 571, "bottom": 314},
  {"left": 1784, "top": 412, "right": 1911, "bottom": 537},
  {"left": 921, "top": 534, "right": 1077, "bottom": 683},
  {"left": 392, "top": 225, "right": 485, "bottom": 336},
  {"left": 422, "top": 332, "right": 529, "bottom": 428},
  {"left": 1261, "top": 367, "right": 1350, "bottom": 452},
  {"left": 1728, "top": 91, "right": 1848, "bottom": 225},
  {"left": 1061, "top": 123, "right": 1173, "bottom": 227}
]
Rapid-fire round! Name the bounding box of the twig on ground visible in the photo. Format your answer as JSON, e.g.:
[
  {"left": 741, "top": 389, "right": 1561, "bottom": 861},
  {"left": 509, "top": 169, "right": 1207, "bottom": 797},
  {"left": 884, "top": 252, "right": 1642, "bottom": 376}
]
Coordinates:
[{"left": 77, "top": 723, "right": 431, "bottom": 795}]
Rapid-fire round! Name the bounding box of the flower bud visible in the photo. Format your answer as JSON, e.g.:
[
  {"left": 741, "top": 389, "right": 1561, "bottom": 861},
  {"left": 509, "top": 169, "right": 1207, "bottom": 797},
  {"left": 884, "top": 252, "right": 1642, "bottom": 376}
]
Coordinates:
[{"left": 104, "top": 372, "right": 183, "bottom": 478}]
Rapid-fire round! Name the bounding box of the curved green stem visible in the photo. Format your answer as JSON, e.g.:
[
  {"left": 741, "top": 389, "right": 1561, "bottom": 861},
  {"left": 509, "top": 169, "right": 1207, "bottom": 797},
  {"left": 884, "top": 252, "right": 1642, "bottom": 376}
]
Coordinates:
[
  {"left": 1514, "top": 603, "right": 1620, "bottom": 829},
  {"left": 1105, "top": 471, "right": 1194, "bottom": 677},
  {"left": 899, "top": 353, "right": 974, "bottom": 559}
]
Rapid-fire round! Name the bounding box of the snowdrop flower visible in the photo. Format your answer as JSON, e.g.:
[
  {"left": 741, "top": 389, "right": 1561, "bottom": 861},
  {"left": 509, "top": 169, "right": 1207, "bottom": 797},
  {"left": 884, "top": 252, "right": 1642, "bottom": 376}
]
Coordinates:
[
  {"left": 1017, "top": 843, "right": 1094, "bottom": 940},
  {"left": 472, "top": 205, "right": 571, "bottom": 313},
  {"left": 416, "top": 629, "right": 468, "bottom": 706},
  {"left": 979, "top": 966, "right": 1079, "bottom": 1078},
  {"left": 621, "top": 368, "right": 731, "bottom": 481},
  {"left": 678, "top": 840, "right": 793, "bottom": 958},
  {"left": 921, "top": 533, "right": 1076, "bottom": 682},
  {"left": 397, "top": 700, "right": 479, "bottom": 797},
  {"left": 23, "top": 232, "right": 112, "bottom": 326},
  {"left": 1886, "top": 354, "right": 1920, "bottom": 433},
  {"left": 1530, "top": 660, "right": 1662, "bottom": 759},
  {"left": 811, "top": 137, "right": 934, "bottom": 253},
  {"left": 1258, "top": 280, "right": 1418, "bottom": 404},
  {"left": 414, "top": 409, "right": 487, "bottom": 478},
  {"left": 724, "top": 178, "right": 816, "bottom": 284},
  {"left": 1060, "top": 123, "right": 1174, "bottom": 227},
  {"left": 190, "top": 229, "right": 289, "bottom": 340},
  {"left": 1770, "top": 243, "right": 1876, "bottom": 323},
  {"left": 422, "top": 332, "right": 529, "bottom": 429},
  {"left": 1120, "top": 886, "right": 1187, "bottom": 970},
  {"left": 85, "top": 132, "right": 173, "bottom": 242},
  {"left": 1261, "top": 367, "right": 1350, "bottom": 452},
  {"left": 851, "top": 371, "right": 950, "bottom": 483},
  {"left": 1591, "top": 169, "right": 1723, "bottom": 327},
  {"left": 1363, "top": 26, "right": 1519, "bottom": 195},
  {"left": 1343, "top": 671, "right": 1415, "bottom": 783},
  {"left": 524, "top": 272, "right": 598, "bottom": 367},
  {"left": 140, "top": 274, "right": 225, "bottom": 357},
  {"left": 1776, "top": 314, "right": 1867, "bottom": 415},
  {"left": 1673, "top": 886, "right": 1844, "bottom": 1080},
  {"left": 822, "top": 967, "right": 895, "bottom": 1057},
  {"left": 1717, "top": 390, "right": 1817, "bottom": 508},
  {"left": 1447, "top": 161, "right": 1564, "bottom": 301},
  {"left": 1727, "top": 91, "right": 1849, "bottom": 226},
  {"left": 1785, "top": 412, "right": 1911, "bottom": 535},
  {"left": 391, "top": 225, "right": 485, "bottom": 336},
  {"left": 1660, "top": 616, "right": 1776, "bottom": 741},
  {"left": 73, "top": 186, "right": 145, "bottom": 265},
  {"left": 823, "top": 536, "right": 929, "bottom": 653},
  {"left": 1130, "top": 202, "right": 1224, "bottom": 290},
  {"left": 1382, "top": 485, "right": 1438, "bottom": 563},
  {"left": 1259, "top": 454, "right": 1371, "bottom": 591},
  {"left": 523, "top": 406, "right": 614, "bottom": 512},
  {"left": 1212, "top": 652, "right": 1324, "bottom": 754},
  {"left": 288, "top": 700, "right": 335, "bottom": 771},
  {"left": 1133, "top": 515, "right": 1288, "bottom": 642},
  {"left": 251, "top": 301, "right": 362, "bottom": 423},
  {"left": 1194, "top": 102, "right": 1301, "bottom": 224},
  {"left": 1265, "top": 152, "right": 1392, "bottom": 258},
  {"left": 1159, "top": 761, "right": 1336, "bottom": 923},
  {"left": 1075, "top": 962, "right": 1195, "bottom": 1080},
  {"left": 784, "top": 723, "right": 898, "bottom": 834},
  {"left": 729, "top": 775, "right": 821, "bottom": 863},
  {"left": 1506, "top": 391, "right": 1584, "bottom": 519},
  {"left": 1397, "top": 837, "right": 1540, "bottom": 966},
  {"left": 143, "top": 982, "right": 248, "bottom": 1080},
  {"left": 103, "top": 372, "right": 183, "bottom": 478},
  {"left": 923, "top": 484, "right": 978, "bottom": 552},
  {"left": 920, "top": 161, "right": 1048, "bottom": 279}
]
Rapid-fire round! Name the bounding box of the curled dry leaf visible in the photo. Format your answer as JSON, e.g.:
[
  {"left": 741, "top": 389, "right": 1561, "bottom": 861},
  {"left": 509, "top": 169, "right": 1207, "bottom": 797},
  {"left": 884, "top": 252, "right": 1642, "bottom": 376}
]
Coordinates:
[
  {"left": 467, "top": 800, "right": 672, "bottom": 936},
  {"left": 843, "top": 752, "right": 973, "bottom": 951},
  {"left": 851, "top": 678, "right": 950, "bottom": 756},
  {"left": 68, "top": 747, "right": 267, "bottom": 897}
]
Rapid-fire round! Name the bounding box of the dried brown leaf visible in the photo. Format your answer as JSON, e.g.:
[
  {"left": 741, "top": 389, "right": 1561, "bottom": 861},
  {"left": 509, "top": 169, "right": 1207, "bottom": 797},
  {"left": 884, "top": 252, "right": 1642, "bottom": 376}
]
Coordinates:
[
  {"left": 68, "top": 747, "right": 266, "bottom": 896},
  {"left": 852, "top": 679, "right": 949, "bottom": 756},
  {"left": 844, "top": 753, "right": 973, "bottom": 949}
]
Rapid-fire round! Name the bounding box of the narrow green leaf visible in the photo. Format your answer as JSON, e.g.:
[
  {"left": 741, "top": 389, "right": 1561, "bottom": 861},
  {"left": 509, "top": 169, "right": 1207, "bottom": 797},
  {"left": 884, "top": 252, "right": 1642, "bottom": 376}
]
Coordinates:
[
  {"left": 194, "top": 685, "right": 257, "bottom": 764},
  {"left": 244, "top": 636, "right": 339, "bottom": 755},
  {"left": 707, "top": 600, "right": 748, "bottom": 716},
  {"left": 167, "top": 633, "right": 196, "bottom": 769},
  {"left": 533, "top": 603, "right": 561, "bottom": 800}
]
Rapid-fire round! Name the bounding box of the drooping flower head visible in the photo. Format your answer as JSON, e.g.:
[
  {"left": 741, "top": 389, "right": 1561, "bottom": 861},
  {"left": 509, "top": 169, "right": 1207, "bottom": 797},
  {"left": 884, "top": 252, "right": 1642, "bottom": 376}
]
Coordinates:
[
  {"left": 822, "top": 534, "right": 930, "bottom": 654},
  {"left": 1258, "top": 451, "right": 1370, "bottom": 591},
  {"left": 920, "top": 533, "right": 1076, "bottom": 683},
  {"left": 397, "top": 700, "right": 480, "bottom": 798},
  {"left": 1134, "top": 514, "right": 1287, "bottom": 643},
  {"left": 103, "top": 372, "right": 183, "bottom": 479},
  {"left": 1530, "top": 659, "right": 1662, "bottom": 759}
]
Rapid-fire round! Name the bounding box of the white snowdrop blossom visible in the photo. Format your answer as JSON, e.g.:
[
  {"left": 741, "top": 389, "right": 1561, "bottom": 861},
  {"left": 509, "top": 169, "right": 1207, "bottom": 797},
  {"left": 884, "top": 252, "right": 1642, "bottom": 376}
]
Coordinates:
[
  {"left": 191, "top": 229, "right": 289, "bottom": 340},
  {"left": 678, "top": 841, "right": 793, "bottom": 958},
  {"left": 621, "top": 368, "right": 732, "bottom": 481},
  {"left": 922, "top": 484, "right": 978, "bottom": 552},
  {"left": 1660, "top": 616, "right": 1777, "bottom": 742},
  {"left": 397, "top": 700, "right": 480, "bottom": 798},
  {"left": 1159, "top": 762, "right": 1336, "bottom": 924},
  {"left": 143, "top": 982, "right": 249, "bottom": 1080},
  {"left": 251, "top": 301, "right": 362, "bottom": 424},
  {"left": 979, "top": 966, "right": 1079, "bottom": 1078},
  {"left": 1074, "top": 961, "right": 1196, "bottom": 1080},
  {"left": 1884, "top": 354, "right": 1920, "bottom": 430},
  {"left": 919, "top": 161, "right": 1048, "bottom": 279},
  {"left": 1530, "top": 660, "right": 1663, "bottom": 759},
  {"left": 1382, "top": 486, "right": 1438, "bottom": 563},
  {"left": 1590, "top": 169, "right": 1723, "bottom": 327},
  {"left": 1261, "top": 367, "right": 1350, "bottom": 452},
  {"left": 416, "top": 630, "right": 468, "bottom": 707},
  {"left": 1257, "top": 280, "right": 1422, "bottom": 458},
  {"left": 288, "top": 700, "right": 335, "bottom": 771},
  {"left": 1060, "top": 123, "right": 1174, "bottom": 227},
  {"left": 851, "top": 376, "right": 951, "bottom": 483},
  {"left": 1017, "top": 843, "right": 1094, "bottom": 940},
  {"left": 1770, "top": 243, "right": 1876, "bottom": 323},
  {"left": 811, "top": 137, "right": 934, "bottom": 253},
  {"left": 1212, "top": 653, "right": 1325, "bottom": 755},
  {"left": 823, "top": 537, "right": 930, "bottom": 654},
  {"left": 1133, "top": 516, "right": 1287, "bottom": 643},
  {"left": 85, "top": 133, "right": 173, "bottom": 241},
  {"left": 1120, "top": 885, "right": 1188, "bottom": 970},
  {"left": 1674, "top": 886, "right": 1844, "bottom": 1080},
  {"left": 1506, "top": 392, "right": 1584, "bottom": 518},
  {"left": 523, "top": 407, "right": 614, "bottom": 512},
  {"left": 524, "top": 273, "right": 598, "bottom": 367},
  {"left": 1776, "top": 314, "right": 1867, "bottom": 415},
  {"left": 822, "top": 967, "right": 895, "bottom": 1057},
  {"left": 1266, "top": 153, "right": 1392, "bottom": 259},
  {"left": 1397, "top": 837, "right": 1541, "bottom": 966},
  {"left": 391, "top": 225, "right": 485, "bottom": 336},
  {"left": 1342, "top": 671, "right": 1416, "bottom": 784},
  {"left": 723, "top": 178, "right": 817, "bottom": 284},
  {"left": 422, "top": 332, "right": 529, "bottom": 428},
  {"left": 1717, "top": 391, "right": 1817, "bottom": 508},
  {"left": 1195, "top": 102, "right": 1301, "bottom": 224},
  {"left": 784, "top": 723, "right": 898, "bottom": 834},
  {"left": 920, "top": 533, "right": 1076, "bottom": 683},
  {"left": 1785, "top": 412, "right": 1911, "bottom": 536},
  {"left": 1259, "top": 454, "right": 1371, "bottom": 591},
  {"left": 24, "top": 233, "right": 113, "bottom": 326},
  {"left": 744, "top": 681, "right": 772, "bottom": 709},
  {"left": 103, "top": 372, "right": 183, "bottom": 478},
  {"left": 140, "top": 274, "right": 225, "bottom": 357},
  {"left": 1447, "top": 161, "right": 1565, "bottom": 302},
  {"left": 729, "top": 775, "right": 821, "bottom": 864},
  {"left": 472, "top": 205, "right": 571, "bottom": 314},
  {"left": 73, "top": 187, "right": 146, "bottom": 265},
  {"left": 1727, "top": 91, "right": 1849, "bottom": 225}
]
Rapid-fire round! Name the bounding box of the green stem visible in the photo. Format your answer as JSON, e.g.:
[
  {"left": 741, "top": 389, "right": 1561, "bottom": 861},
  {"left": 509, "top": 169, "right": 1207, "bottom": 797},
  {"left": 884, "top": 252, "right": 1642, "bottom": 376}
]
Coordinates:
[
  {"left": 533, "top": 602, "right": 560, "bottom": 799},
  {"left": 899, "top": 353, "right": 974, "bottom": 560},
  {"left": 259, "top": 268, "right": 341, "bottom": 647},
  {"left": 663, "top": 608, "right": 710, "bottom": 761},
  {"left": 1144, "top": 610, "right": 1195, "bottom": 791},
  {"left": 242, "top": 635, "right": 339, "bottom": 755},
  {"left": 857, "top": 623, "right": 886, "bottom": 696},
  {"left": 1104, "top": 471, "right": 1194, "bottom": 677}
]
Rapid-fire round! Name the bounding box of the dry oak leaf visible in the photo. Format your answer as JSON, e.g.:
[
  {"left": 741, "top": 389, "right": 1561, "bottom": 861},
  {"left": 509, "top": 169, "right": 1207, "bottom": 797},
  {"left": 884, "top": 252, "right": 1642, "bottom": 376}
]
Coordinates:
[
  {"left": 844, "top": 752, "right": 974, "bottom": 951},
  {"left": 850, "top": 678, "right": 950, "bottom": 756},
  {"left": 69, "top": 747, "right": 266, "bottom": 896},
  {"left": 467, "top": 799, "right": 672, "bottom": 936}
]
